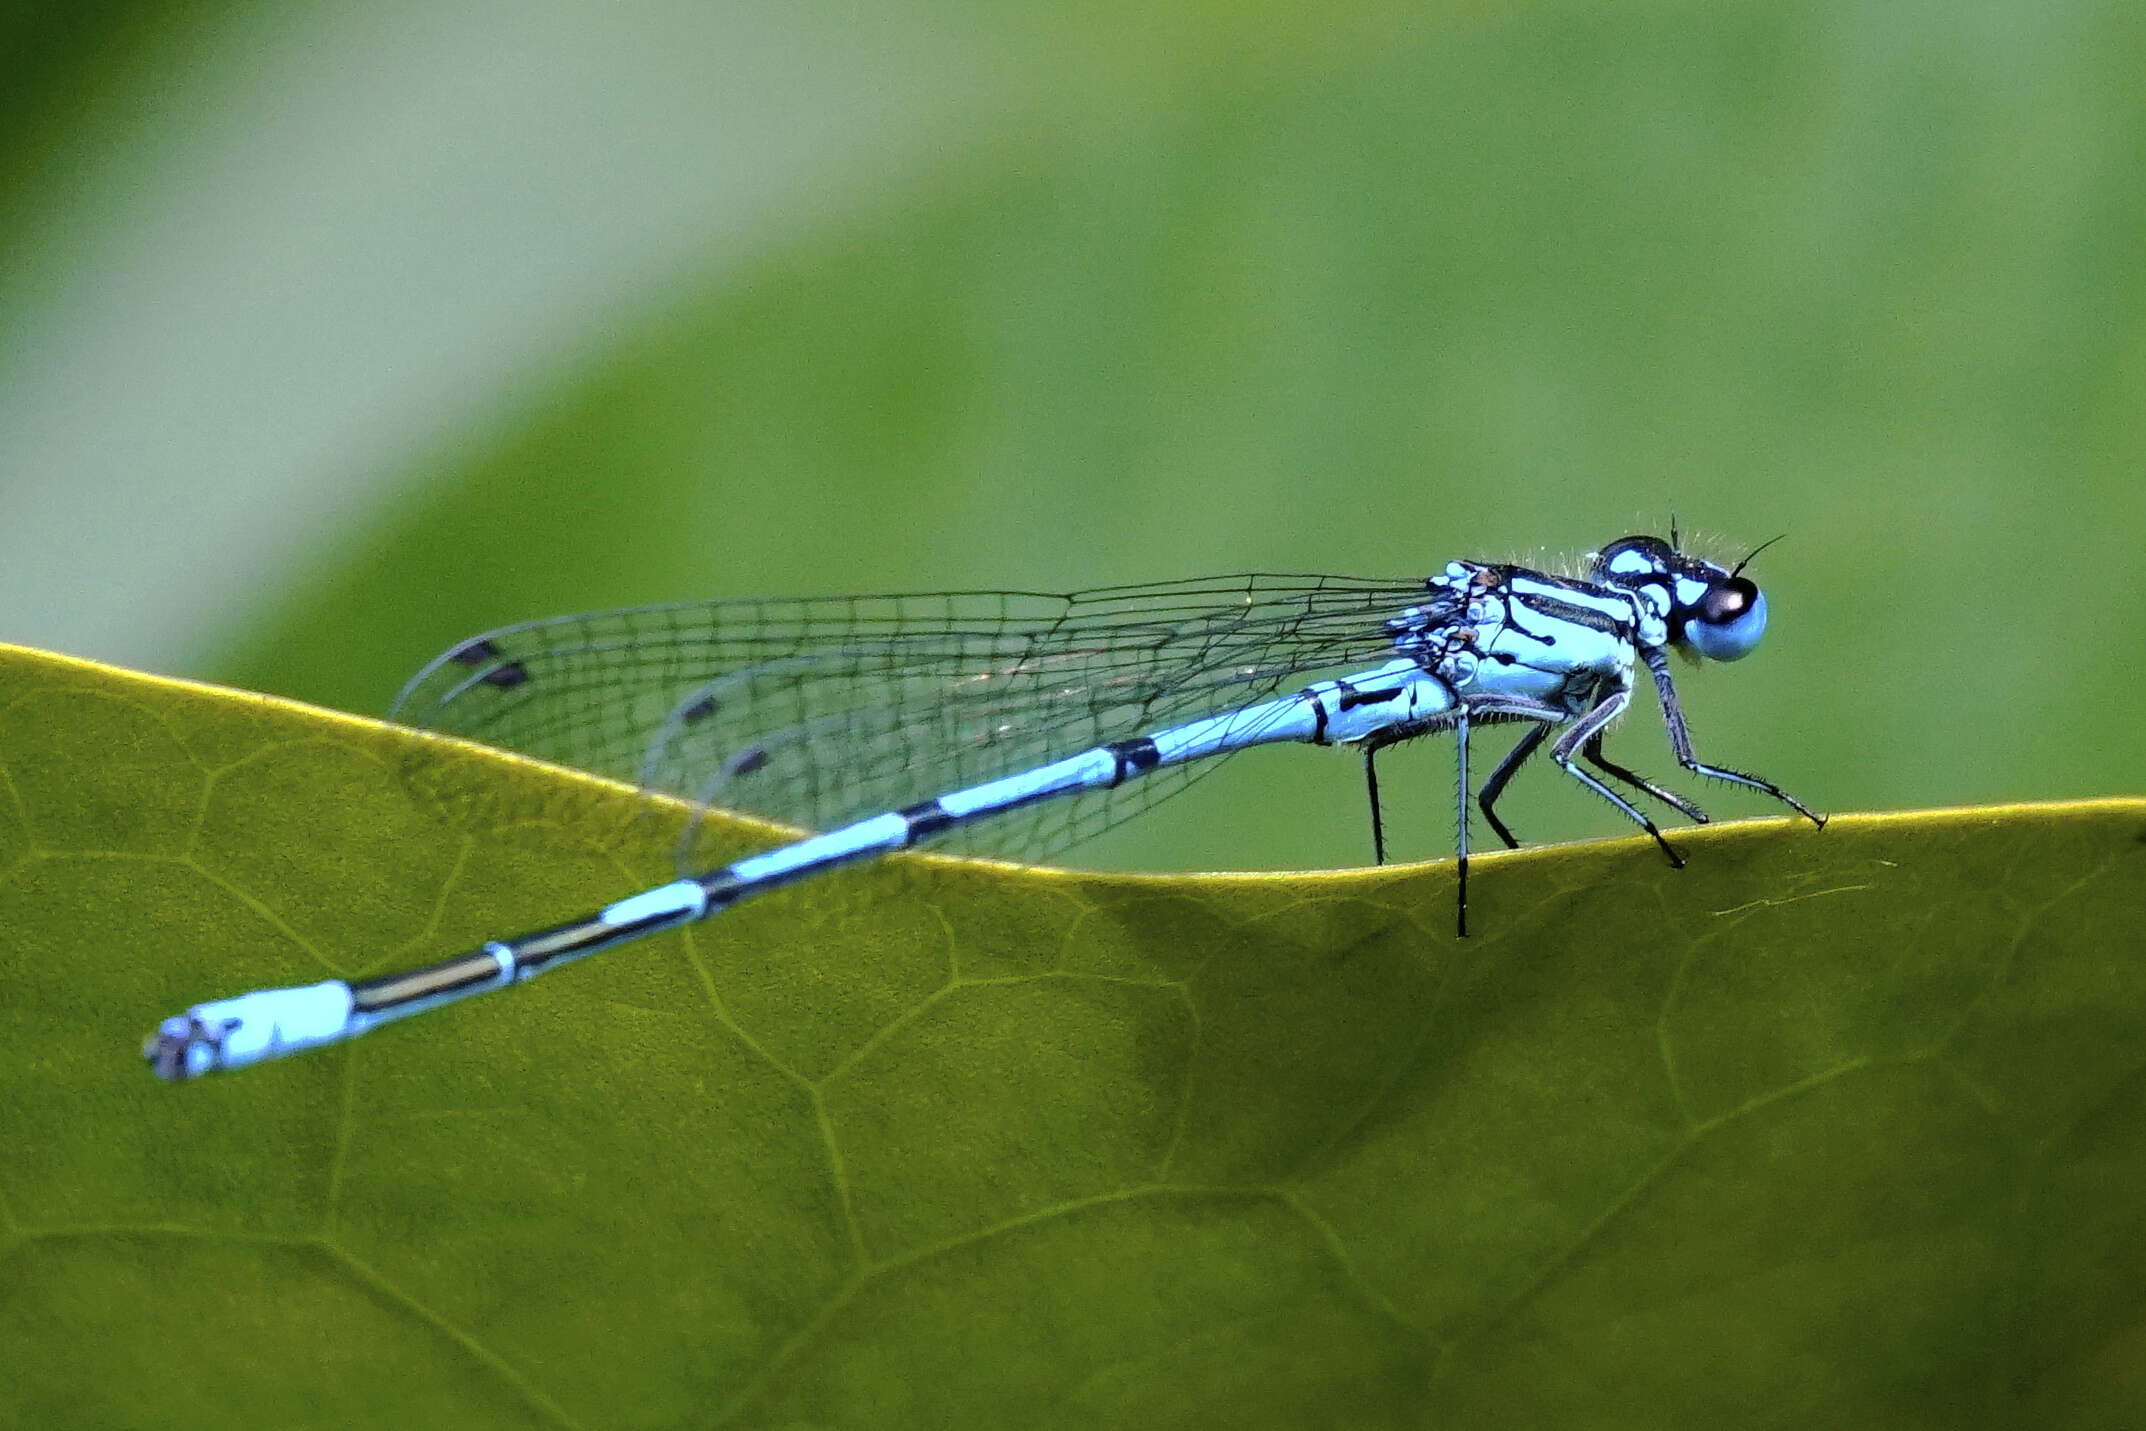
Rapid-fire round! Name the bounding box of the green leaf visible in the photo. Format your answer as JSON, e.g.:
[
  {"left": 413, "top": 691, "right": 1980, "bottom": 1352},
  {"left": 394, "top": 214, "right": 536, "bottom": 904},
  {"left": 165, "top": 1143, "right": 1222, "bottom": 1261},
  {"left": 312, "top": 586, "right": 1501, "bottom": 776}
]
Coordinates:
[{"left": 3, "top": 640, "right": 2143, "bottom": 1430}]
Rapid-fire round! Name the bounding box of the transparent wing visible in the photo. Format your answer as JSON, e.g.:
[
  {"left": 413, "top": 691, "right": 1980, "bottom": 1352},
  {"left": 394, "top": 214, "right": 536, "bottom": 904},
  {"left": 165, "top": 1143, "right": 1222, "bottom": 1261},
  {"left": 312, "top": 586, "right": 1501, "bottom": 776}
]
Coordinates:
[{"left": 389, "top": 573, "right": 1427, "bottom": 866}]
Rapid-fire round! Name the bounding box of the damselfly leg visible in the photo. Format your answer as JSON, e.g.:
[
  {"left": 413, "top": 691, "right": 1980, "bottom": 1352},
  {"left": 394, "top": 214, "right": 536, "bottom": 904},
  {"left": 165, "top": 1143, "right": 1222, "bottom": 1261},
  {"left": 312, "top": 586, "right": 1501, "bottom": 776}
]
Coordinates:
[{"left": 1642, "top": 647, "right": 1827, "bottom": 828}]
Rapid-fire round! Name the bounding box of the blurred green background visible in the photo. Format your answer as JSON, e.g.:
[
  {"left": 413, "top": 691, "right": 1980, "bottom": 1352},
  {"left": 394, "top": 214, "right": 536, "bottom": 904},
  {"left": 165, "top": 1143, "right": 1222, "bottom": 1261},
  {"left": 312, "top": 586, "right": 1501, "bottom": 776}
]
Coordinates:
[{"left": 3, "top": 0, "right": 2141, "bottom": 874}]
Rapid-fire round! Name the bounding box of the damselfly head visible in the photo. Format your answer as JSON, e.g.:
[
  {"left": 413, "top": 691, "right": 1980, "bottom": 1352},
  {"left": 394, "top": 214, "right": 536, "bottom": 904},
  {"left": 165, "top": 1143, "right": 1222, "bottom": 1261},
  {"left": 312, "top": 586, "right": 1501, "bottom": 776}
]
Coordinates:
[{"left": 1591, "top": 533, "right": 1772, "bottom": 662}]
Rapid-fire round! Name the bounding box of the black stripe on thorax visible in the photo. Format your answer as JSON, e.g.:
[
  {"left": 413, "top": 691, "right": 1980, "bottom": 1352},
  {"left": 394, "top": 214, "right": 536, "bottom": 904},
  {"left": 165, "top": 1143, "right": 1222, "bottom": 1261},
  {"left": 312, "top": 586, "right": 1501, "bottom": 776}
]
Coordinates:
[
  {"left": 1510, "top": 591, "right": 1631, "bottom": 637},
  {"left": 1503, "top": 566, "right": 1610, "bottom": 597}
]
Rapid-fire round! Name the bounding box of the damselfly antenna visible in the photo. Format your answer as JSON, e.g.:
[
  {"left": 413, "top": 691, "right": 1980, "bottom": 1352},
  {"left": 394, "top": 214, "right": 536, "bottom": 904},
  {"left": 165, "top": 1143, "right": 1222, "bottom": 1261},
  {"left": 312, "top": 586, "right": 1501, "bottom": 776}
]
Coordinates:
[{"left": 1731, "top": 533, "right": 1787, "bottom": 577}]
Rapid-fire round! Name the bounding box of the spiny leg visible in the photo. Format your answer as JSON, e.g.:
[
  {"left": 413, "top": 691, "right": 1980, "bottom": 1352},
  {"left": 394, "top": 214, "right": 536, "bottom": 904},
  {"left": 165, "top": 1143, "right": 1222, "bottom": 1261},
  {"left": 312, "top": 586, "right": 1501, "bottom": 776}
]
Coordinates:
[
  {"left": 1460, "top": 696, "right": 1575, "bottom": 849},
  {"left": 1459, "top": 702, "right": 1699, "bottom": 854},
  {"left": 1355, "top": 708, "right": 1469, "bottom": 871},
  {"left": 1641, "top": 648, "right": 1825, "bottom": 826},
  {"left": 1581, "top": 733, "right": 1706, "bottom": 823},
  {"left": 1549, "top": 686, "right": 1686, "bottom": 868},
  {"left": 1363, "top": 745, "right": 1388, "bottom": 866},
  {"left": 1349, "top": 696, "right": 1559, "bottom": 936},
  {"left": 1477, "top": 722, "right": 1550, "bottom": 849},
  {"left": 1454, "top": 708, "right": 1472, "bottom": 937}
]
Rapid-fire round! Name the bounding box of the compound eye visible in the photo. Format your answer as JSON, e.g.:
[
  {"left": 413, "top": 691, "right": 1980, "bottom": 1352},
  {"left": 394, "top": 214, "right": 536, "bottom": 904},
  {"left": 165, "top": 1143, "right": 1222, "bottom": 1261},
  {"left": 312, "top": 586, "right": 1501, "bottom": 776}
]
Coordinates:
[
  {"left": 1699, "top": 577, "right": 1758, "bottom": 626},
  {"left": 1684, "top": 578, "right": 1767, "bottom": 661}
]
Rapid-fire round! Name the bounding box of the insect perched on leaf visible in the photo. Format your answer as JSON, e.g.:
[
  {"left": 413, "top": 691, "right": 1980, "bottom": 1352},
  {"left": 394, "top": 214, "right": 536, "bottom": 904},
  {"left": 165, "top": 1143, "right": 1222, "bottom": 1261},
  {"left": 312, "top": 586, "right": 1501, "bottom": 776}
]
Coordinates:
[{"left": 146, "top": 531, "right": 1821, "bottom": 1080}]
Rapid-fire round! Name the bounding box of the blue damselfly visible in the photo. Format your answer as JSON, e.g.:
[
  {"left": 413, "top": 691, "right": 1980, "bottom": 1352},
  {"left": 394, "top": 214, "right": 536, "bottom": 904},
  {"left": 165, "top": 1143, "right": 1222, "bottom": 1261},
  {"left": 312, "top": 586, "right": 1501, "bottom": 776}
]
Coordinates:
[{"left": 145, "top": 533, "right": 1821, "bottom": 1080}]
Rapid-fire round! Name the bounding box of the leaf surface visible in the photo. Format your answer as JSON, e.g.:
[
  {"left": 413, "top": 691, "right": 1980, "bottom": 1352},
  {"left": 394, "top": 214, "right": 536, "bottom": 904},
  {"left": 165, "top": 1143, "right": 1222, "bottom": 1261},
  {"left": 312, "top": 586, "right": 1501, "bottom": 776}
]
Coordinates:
[{"left": 2, "top": 643, "right": 2142, "bottom": 1430}]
